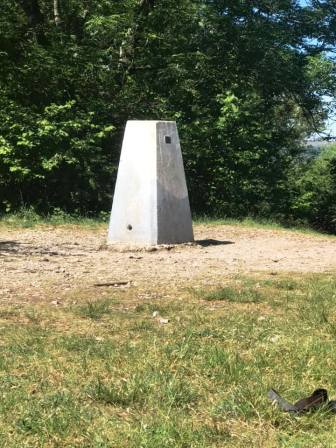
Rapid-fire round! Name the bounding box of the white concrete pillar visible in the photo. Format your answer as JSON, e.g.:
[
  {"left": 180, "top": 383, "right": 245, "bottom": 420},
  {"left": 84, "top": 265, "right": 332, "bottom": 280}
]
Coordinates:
[{"left": 108, "top": 120, "right": 194, "bottom": 245}]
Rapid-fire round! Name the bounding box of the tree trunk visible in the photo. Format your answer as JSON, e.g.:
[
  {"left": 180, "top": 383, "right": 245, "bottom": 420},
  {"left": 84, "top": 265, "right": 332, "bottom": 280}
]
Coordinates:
[
  {"left": 53, "top": 0, "right": 61, "bottom": 26},
  {"left": 118, "top": 0, "right": 155, "bottom": 77},
  {"left": 54, "top": 0, "right": 62, "bottom": 26},
  {"left": 16, "top": 0, "right": 47, "bottom": 45}
]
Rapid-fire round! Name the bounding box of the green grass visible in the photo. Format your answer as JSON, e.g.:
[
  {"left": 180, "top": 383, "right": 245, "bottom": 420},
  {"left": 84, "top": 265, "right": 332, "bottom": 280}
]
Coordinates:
[
  {"left": 0, "top": 274, "right": 336, "bottom": 446},
  {"left": 194, "top": 215, "right": 284, "bottom": 229},
  {"left": 194, "top": 216, "right": 336, "bottom": 237},
  {"left": 2, "top": 208, "right": 336, "bottom": 237},
  {"left": 193, "top": 285, "right": 263, "bottom": 303},
  {"left": 0, "top": 207, "right": 108, "bottom": 228},
  {"left": 76, "top": 298, "right": 118, "bottom": 320}
]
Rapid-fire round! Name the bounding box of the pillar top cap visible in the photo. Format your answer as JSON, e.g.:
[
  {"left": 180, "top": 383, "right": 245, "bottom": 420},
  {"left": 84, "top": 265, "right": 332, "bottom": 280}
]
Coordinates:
[{"left": 127, "top": 120, "right": 176, "bottom": 123}]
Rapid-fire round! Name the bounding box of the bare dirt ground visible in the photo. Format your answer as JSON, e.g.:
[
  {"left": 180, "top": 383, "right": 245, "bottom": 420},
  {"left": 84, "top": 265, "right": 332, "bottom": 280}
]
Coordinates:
[{"left": 0, "top": 224, "right": 335, "bottom": 304}]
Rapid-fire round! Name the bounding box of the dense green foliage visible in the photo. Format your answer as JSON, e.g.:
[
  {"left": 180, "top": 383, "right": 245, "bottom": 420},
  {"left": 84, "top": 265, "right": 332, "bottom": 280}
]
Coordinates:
[
  {"left": 291, "top": 144, "right": 336, "bottom": 232},
  {"left": 0, "top": 0, "right": 335, "bottom": 228}
]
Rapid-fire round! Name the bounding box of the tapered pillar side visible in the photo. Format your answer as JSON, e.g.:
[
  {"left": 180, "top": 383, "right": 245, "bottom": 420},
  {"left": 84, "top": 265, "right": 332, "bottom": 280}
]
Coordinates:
[
  {"left": 108, "top": 121, "right": 157, "bottom": 244},
  {"left": 108, "top": 120, "right": 194, "bottom": 245}
]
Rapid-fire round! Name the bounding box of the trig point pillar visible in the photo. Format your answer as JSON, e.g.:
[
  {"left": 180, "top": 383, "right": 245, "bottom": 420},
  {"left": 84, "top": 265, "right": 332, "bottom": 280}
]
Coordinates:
[{"left": 108, "top": 120, "right": 194, "bottom": 245}]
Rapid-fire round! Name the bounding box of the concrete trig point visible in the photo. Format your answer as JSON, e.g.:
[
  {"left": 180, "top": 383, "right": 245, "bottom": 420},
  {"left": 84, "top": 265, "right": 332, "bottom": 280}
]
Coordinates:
[{"left": 108, "top": 120, "right": 194, "bottom": 245}]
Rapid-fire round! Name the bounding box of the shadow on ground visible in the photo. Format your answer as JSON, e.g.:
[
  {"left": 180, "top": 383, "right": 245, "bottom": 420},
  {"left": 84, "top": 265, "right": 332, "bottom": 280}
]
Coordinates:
[
  {"left": 0, "top": 240, "right": 22, "bottom": 256},
  {"left": 0, "top": 240, "right": 74, "bottom": 257},
  {"left": 196, "top": 239, "right": 234, "bottom": 247}
]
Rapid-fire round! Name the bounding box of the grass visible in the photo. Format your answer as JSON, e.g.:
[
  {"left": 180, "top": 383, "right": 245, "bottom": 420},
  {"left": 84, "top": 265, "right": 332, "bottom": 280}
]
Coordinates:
[
  {"left": 192, "top": 285, "right": 264, "bottom": 303},
  {"left": 0, "top": 274, "right": 336, "bottom": 446},
  {"left": 194, "top": 215, "right": 284, "bottom": 229},
  {"left": 77, "top": 298, "right": 117, "bottom": 320},
  {"left": 194, "top": 216, "right": 336, "bottom": 237},
  {"left": 1, "top": 208, "right": 336, "bottom": 238},
  {"left": 0, "top": 207, "right": 108, "bottom": 228}
]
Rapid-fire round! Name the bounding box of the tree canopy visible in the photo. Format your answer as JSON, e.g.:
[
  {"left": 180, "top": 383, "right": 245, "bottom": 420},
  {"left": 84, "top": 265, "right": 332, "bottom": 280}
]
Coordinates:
[{"left": 0, "top": 0, "right": 335, "bottom": 227}]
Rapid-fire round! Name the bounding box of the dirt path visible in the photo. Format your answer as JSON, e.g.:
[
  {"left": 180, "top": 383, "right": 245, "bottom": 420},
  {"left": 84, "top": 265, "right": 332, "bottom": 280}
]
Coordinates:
[{"left": 1, "top": 224, "right": 335, "bottom": 303}]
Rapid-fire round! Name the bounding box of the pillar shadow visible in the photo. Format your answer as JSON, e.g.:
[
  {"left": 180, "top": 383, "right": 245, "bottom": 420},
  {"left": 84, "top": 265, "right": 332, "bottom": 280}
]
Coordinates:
[{"left": 196, "top": 239, "right": 234, "bottom": 247}]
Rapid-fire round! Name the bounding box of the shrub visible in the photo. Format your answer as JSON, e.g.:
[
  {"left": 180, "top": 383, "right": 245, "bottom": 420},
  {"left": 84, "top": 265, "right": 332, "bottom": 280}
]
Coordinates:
[{"left": 291, "top": 144, "right": 336, "bottom": 232}]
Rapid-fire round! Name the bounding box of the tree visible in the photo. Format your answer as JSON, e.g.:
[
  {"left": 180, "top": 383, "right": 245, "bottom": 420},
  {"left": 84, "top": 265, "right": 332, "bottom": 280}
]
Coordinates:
[
  {"left": 291, "top": 144, "right": 336, "bottom": 232},
  {"left": 0, "top": 0, "right": 335, "bottom": 219}
]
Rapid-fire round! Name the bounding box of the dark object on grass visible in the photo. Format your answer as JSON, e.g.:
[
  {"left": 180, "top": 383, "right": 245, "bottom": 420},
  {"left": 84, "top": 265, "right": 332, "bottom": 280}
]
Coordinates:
[
  {"left": 268, "top": 388, "right": 336, "bottom": 414},
  {"left": 93, "top": 281, "right": 129, "bottom": 287},
  {"left": 293, "top": 388, "right": 328, "bottom": 412},
  {"left": 268, "top": 388, "right": 298, "bottom": 412}
]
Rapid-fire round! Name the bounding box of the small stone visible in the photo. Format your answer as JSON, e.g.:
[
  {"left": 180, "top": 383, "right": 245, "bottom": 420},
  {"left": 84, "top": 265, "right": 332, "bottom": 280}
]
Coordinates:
[
  {"left": 270, "top": 335, "right": 280, "bottom": 343},
  {"left": 159, "top": 318, "right": 169, "bottom": 325},
  {"left": 51, "top": 300, "right": 61, "bottom": 306},
  {"left": 147, "top": 247, "right": 158, "bottom": 252}
]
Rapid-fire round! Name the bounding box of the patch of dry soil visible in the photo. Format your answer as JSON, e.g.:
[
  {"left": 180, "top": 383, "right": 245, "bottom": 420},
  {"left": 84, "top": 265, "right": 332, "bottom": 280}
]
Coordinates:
[{"left": 0, "top": 224, "right": 335, "bottom": 303}]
